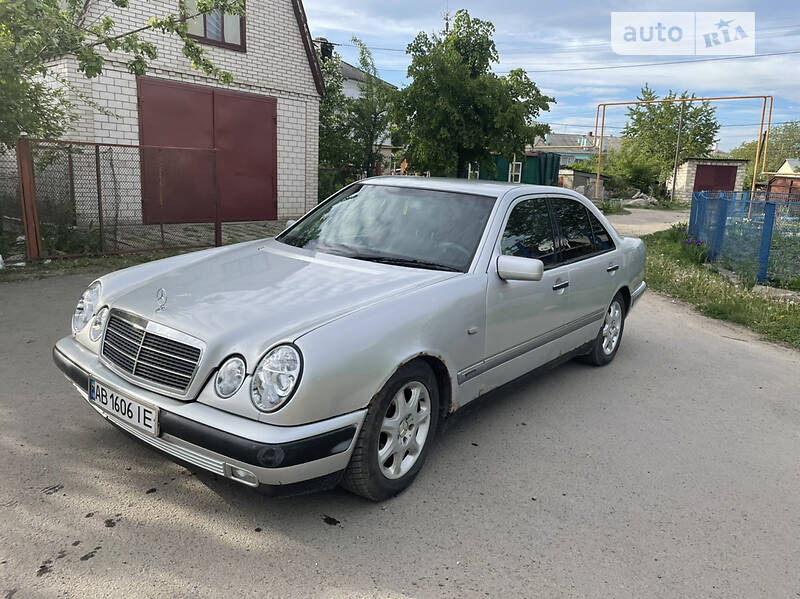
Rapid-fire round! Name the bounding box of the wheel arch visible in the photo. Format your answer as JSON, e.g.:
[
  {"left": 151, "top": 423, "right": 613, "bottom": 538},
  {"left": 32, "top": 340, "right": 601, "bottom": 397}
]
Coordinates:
[
  {"left": 616, "top": 285, "right": 631, "bottom": 314},
  {"left": 376, "top": 353, "right": 453, "bottom": 428}
]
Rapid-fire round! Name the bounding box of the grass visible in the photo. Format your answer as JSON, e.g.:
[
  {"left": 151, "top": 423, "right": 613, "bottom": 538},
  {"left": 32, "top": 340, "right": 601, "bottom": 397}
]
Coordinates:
[{"left": 643, "top": 224, "right": 800, "bottom": 349}]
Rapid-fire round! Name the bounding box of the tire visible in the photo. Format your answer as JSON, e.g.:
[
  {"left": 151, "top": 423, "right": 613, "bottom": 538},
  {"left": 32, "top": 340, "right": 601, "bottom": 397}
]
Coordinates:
[
  {"left": 581, "top": 292, "right": 626, "bottom": 366},
  {"left": 341, "top": 361, "right": 440, "bottom": 501}
]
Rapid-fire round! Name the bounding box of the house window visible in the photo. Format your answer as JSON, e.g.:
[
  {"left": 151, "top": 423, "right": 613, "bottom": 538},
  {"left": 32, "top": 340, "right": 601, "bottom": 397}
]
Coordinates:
[
  {"left": 508, "top": 161, "right": 523, "bottom": 183},
  {"left": 184, "top": 0, "right": 245, "bottom": 51},
  {"left": 467, "top": 163, "right": 480, "bottom": 180}
]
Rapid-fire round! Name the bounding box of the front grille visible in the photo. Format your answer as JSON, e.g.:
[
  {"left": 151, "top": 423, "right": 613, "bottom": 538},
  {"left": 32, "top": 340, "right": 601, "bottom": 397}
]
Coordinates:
[{"left": 101, "top": 310, "right": 203, "bottom": 393}]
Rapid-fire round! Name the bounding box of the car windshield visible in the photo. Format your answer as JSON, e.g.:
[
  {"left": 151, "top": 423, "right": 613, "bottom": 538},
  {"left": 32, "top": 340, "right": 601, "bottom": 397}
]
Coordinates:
[{"left": 277, "top": 184, "right": 497, "bottom": 272}]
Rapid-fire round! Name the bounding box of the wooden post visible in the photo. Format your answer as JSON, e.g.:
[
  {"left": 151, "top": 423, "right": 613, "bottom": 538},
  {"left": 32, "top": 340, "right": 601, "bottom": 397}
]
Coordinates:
[{"left": 16, "top": 138, "right": 42, "bottom": 260}]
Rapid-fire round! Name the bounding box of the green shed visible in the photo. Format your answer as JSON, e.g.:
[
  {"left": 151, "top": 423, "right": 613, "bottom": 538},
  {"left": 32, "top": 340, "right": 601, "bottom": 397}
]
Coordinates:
[{"left": 477, "top": 152, "right": 561, "bottom": 186}]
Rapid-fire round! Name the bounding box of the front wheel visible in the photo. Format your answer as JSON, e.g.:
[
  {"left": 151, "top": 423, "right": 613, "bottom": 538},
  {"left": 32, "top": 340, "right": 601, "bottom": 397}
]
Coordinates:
[
  {"left": 581, "top": 293, "right": 626, "bottom": 366},
  {"left": 341, "top": 361, "right": 439, "bottom": 501}
]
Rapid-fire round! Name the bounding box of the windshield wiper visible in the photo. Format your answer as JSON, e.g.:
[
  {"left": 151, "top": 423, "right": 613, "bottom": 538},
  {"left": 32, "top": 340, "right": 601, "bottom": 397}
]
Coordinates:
[{"left": 350, "top": 255, "right": 461, "bottom": 272}]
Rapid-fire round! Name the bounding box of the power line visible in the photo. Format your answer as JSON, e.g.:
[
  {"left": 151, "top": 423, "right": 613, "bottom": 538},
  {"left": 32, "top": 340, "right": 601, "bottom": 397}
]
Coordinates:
[
  {"left": 319, "top": 23, "right": 800, "bottom": 55},
  {"left": 544, "top": 120, "right": 797, "bottom": 130},
  {"left": 367, "top": 50, "right": 800, "bottom": 74}
]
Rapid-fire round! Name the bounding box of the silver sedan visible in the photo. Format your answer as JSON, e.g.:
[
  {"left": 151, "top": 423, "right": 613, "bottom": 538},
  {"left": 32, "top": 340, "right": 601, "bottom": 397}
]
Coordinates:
[{"left": 54, "top": 177, "right": 645, "bottom": 501}]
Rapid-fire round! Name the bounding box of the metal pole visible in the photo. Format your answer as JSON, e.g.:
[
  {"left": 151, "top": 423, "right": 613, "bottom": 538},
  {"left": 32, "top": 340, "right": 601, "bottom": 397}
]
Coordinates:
[
  {"left": 595, "top": 105, "right": 606, "bottom": 202},
  {"left": 67, "top": 145, "right": 76, "bottom": 226},
  {"left": 213, "top": 149, "right": 222, "bottom": 247},
  {"left": 670, "top": 101, "right": 686, "bottom": 204},
  {"left": 158, "top": 149, "right": 166, "bottom": 250},
  {"left": 95, "top": 145, "right": 104, "bottom": 253},
  {"left": 751, "top": 97, "right": 767, "bottom": 194},
  {"left": 761, "top": 97, "right": 773, "bottom": 175}
]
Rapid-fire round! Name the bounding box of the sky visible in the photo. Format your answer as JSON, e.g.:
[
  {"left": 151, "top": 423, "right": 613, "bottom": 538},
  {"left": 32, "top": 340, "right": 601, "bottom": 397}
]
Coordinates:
[{"left": 303, "top": 0, "right": 800, "bottom": 151}]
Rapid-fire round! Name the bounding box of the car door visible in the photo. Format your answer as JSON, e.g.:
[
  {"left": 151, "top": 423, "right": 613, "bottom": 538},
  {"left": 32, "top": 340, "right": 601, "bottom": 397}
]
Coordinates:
[
  {"left": 482, "top": 196, "right": 574, "bottom": 384},
  {"left": 549, "top": 196, "right": 621, "bottom": 344}
]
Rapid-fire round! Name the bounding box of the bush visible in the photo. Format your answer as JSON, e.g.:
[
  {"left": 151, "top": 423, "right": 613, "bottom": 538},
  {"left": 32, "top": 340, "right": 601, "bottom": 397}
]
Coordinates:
[{"left": 40, "top": 222, "right": 101, "bottom": 256}]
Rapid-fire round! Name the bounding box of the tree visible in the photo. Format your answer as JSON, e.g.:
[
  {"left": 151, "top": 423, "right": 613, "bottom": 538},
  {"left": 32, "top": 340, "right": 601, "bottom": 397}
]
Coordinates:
[
  {"left": 0, "top": 0, "right": 243, "bottom": 150},
  {"left": 730, "top": 121, "right": 800, "bottom": 187},
  {"left": 622, "top": 85, "right": 719, "bottom": 181},
  {"left": 571, "top": 139, "right": 662, "bottom": 195},
  {"left": 317, "top": 46, "right": 356, "bottom": 169},
  {"left": 349, "top": 37, "right": 393, "bottom": 177},
  {"left": 393, "top": 10, "right": 553, "bottom": 178}
]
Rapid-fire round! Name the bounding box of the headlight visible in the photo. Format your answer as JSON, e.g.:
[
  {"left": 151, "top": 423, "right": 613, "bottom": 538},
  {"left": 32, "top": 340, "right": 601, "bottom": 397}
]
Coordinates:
[
  {"left": 72, "top": 281, "right": 102, "bottom": 334},
  {"left": 250, "top": 345, "right": 302, "bottom": 412},
  {"left": 89, "top": 307, "right": 109, "bottom": 342},
  {"left": 215, "top": 356, "right": 246, "bottom": 399}
]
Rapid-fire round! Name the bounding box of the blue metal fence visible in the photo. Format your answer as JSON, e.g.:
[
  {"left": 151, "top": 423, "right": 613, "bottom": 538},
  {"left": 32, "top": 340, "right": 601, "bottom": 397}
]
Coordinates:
[{"left": 689, "top": 191, "right": 800, "bottom": 284}]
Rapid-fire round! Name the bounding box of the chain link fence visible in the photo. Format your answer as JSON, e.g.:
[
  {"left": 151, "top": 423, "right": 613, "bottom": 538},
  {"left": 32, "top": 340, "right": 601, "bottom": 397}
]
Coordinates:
[
  {"left": 0, "top": 151, "right": 24, "bottom": 261},
  {"left": 13, "top": 140, "right": 288, "bottom": 260},
  {"left": 689, "top": 190, "right": 800, "bottom": 285}
]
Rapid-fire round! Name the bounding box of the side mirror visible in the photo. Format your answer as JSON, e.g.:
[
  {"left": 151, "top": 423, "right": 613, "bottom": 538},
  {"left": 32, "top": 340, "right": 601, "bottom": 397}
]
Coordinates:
[
  {"left": 285, "top": 219, "right": 297, "bottom": 228},
  {"left": 496, "top": 255, "right": 544, "bottom": 282}
]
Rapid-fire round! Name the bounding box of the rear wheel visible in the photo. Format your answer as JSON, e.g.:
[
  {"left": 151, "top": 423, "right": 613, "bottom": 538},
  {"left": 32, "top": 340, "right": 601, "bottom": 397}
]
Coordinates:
[
  {"left": 582, "top": 292, "right": 626, "bottom": 366},
  {"left": 342, "top": 361, "right": 439, "bottom": 501}
]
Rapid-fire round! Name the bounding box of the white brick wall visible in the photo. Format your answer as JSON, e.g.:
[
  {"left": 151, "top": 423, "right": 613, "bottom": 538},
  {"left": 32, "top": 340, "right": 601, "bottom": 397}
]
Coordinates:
[
  {"left": 667, "top": 160, "right": 747, "bottom": 202},
  {"left": 50, "top": 0, "right": 320, "bottom": 217}
]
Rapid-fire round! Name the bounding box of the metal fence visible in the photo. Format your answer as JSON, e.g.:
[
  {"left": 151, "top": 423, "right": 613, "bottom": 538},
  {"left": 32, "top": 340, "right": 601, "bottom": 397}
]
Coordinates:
[
  {"left": 0, "top": 151, "right": 24, "bottom": 260},
  {"left": 689, "top": 190, "right": 800, "bottom": 284},
  {"left": 13, "top": 139, "right": 287, "bottom": 260}
]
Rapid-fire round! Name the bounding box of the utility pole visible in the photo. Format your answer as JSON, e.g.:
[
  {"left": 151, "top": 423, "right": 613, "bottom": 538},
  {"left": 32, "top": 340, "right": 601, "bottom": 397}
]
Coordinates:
[{"left": 670, "top": 101, "right": 686, "bottom": 204}]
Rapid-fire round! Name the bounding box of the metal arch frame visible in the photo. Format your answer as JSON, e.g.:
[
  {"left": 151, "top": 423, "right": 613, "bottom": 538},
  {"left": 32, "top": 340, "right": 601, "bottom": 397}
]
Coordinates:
[{"left": 533, "top": 95, "right": 775, "bottom": 201}]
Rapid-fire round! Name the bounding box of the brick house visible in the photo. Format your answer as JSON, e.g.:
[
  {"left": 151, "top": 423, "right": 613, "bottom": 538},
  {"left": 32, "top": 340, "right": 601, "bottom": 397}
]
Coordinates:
[
  {"left": 665, "top": 158, "right": 748, "bottom": 202},
  {"left": 48, "top": 0, "right": 324, "bottom": 220}
]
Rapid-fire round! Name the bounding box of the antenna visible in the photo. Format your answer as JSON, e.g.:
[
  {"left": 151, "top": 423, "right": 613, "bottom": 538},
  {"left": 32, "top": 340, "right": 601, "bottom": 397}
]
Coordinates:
[{"left": 444, "top": 0, "right": 450, "bottom": 33}]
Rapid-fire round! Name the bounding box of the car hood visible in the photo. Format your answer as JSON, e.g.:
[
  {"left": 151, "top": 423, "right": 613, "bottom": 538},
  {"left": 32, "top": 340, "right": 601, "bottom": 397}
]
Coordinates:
[{"left": 102, "top": 239, "right": 456, "bottom": 364}]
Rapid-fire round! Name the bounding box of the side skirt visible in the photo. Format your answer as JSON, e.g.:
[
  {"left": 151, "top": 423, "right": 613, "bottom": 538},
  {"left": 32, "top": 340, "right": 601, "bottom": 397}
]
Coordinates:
[{"left": 441, "top": 341, "right": 595, "bottom": 430}]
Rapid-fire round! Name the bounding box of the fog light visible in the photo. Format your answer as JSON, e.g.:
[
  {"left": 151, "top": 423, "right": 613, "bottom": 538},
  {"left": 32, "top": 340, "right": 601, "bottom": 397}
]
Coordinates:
[{"left": 226, "top": 464, "right": 258, "bottom": 487}]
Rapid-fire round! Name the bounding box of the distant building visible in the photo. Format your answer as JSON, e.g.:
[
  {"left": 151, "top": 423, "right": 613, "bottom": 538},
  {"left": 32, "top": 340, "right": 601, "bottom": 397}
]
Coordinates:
[
  {"left": 558, "top": 168, "right": 609, "bottom": 202},
  {"left": 534, "top": 132, "right": 622, "bottom": 166},
  {"left": 666, "top": 157, "right": 748, "bottom": 202},
  {"left": 767, "top": 158, "right": 800, "bottom": 196}
]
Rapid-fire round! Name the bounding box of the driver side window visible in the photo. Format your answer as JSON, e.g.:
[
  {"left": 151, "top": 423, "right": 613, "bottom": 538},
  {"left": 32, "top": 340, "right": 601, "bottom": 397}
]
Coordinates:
[{"left": 501, "top": 198, "right": 557, "bottom": 267}]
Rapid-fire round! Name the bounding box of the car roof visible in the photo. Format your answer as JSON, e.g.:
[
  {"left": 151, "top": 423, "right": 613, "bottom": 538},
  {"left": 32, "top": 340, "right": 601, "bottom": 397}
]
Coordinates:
[{"left": 361, "top": 176, "right": 562, "bottom": 198}]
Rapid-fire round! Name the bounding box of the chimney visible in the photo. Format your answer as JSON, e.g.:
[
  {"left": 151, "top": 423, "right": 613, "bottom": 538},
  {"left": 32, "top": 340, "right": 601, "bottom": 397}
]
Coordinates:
[{"left": 315, "top": 37, "right": 334, "bottom": 61}]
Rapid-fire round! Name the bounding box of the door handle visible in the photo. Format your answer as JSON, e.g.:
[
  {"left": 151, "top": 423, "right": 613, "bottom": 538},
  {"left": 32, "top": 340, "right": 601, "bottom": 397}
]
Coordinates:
[
  {"left": 552, "top": 280, "right": 570, "bottom": 291},
  {"left": 606, "top": 264, "right": 620, "bottom": 273}
]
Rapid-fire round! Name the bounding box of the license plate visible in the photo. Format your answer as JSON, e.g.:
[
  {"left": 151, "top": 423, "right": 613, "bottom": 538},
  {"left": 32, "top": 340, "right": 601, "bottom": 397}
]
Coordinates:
[{"left": 89, "top": 378, "right": 159, "bottom": 436}]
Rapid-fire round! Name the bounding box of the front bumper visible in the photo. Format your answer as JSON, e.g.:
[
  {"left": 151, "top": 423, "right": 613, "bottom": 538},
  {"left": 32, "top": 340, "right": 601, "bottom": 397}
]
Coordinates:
[{"left": 53, "top": 336, "right": 365, "bottom": 493}]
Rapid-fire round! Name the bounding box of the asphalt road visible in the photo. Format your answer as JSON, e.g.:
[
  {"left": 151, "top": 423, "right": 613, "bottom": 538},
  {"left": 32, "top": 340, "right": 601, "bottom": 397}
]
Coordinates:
[
  {"left": 1, "top": 273, "right": 799, "bottom": 598},
  {"left": 606, "top": 208, "right": 690, "bottom": 237}
]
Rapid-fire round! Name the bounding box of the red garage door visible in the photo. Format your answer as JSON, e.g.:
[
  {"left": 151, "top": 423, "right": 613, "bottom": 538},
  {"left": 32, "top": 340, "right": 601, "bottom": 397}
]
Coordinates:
[
  {"left": 693, "top": 165, "right": 737, "bottom": 192},
  {"left": 137, "top": 77, "right": 277, "bottom": 224}
]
